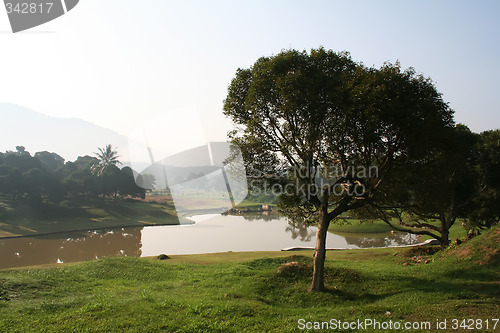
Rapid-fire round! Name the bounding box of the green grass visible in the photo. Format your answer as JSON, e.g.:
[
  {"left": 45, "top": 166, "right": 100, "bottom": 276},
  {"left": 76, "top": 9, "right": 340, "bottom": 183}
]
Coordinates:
[
  {"left": 328, "top": 219, "right": 394, "bottom": 234},
  {"left": 235, "top": 200, "right": 272, "bottom": 210},
  {"left": 328, "top": 218, "right": 469, "bottom": 241},
  {"left": 0, "top": 226, "right": 498, "bottom": 332},
  {"left": 418, "top": 221, "right": 469, "bottom": 241},
  {"left": 0, "top": 197, "right": 183, "bottom": 238}
]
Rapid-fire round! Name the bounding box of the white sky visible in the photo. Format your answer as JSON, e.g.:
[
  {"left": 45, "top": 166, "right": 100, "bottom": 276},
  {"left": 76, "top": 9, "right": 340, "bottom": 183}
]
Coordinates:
[{"left": 1, "top": 0, "right": 499, "bottom": 143}]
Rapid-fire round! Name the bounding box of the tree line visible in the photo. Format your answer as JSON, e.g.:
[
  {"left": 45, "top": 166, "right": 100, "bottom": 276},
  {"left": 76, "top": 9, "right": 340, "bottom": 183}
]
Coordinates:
[{"left": 0, "top": 144, "right": 147, "bottom": 204}]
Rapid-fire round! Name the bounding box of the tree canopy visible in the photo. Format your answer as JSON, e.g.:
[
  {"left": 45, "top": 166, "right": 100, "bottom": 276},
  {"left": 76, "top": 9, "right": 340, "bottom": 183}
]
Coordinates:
[
  {"left": 467, "top": 129, "right": 500, "bottom": 229},
  {"left": 93, "top": 144, "right": 121, "bottom": 176},
  {"left": 361, "top": 125, "right": 500, "bottom": 247},
  {"left": 223, "top": 48, "right": 455, "bottom": 291}
]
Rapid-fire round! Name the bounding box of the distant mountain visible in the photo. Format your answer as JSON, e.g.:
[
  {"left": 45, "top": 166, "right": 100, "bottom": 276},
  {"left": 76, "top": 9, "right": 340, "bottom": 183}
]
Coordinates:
[{"left": 0, "top": 103, "right": 129, "bottom": 162}]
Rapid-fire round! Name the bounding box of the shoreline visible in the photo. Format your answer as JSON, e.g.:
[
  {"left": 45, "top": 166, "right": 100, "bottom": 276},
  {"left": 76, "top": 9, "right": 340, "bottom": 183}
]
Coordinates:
[
  {"left": 0, "top": 212, "right": 428, "bottom": 243},
  {"left": 281, "top": 238, "right": 440, "bottom": 251},
  {"left": 0, "top": 243, "right": 434, "bottom": 271},
  {"left": 0, "top": 220, "right": 192, "bottom": 240},
  {"left": 0, "top": 213, "right": 436, "bottom": 271},
  {"left": 0, "top": 209, "right": 270, "bottom": 240}
]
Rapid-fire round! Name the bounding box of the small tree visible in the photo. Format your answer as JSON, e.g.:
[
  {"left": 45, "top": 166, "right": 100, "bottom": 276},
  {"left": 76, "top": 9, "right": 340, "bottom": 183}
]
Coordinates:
[
  {"left": 136, "top": 173, "right": 156, "bottom": 191},
  {"left": 223, "top": 49, "right": 454, "bottom": 291}
]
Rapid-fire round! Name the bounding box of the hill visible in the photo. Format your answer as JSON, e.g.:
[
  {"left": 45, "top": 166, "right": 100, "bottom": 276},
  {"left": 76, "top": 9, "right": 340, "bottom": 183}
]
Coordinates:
[
  {"left": 0, "top": 103, "right": 128, "bottom": 162},
  {"left": 440, "top": 225, "right": 499, "bottom": 266}
]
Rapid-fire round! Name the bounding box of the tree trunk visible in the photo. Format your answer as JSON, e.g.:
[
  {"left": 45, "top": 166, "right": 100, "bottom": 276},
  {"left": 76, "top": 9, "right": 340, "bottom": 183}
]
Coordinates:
[
  {"left": 310, "top": 206, "right": 330, "bottom": 292},
  {"left": 440, "top": 218, "right": 450, "bottom": 248}
]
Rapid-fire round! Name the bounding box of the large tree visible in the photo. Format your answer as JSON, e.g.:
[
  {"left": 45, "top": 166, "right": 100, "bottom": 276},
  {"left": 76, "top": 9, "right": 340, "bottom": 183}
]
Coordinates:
[{"left": 223, "top": 49, "right": 454, "bottom": 291}]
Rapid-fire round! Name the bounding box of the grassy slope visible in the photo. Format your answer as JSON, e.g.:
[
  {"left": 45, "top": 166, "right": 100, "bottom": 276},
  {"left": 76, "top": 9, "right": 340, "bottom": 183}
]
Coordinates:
[
  {"left": 0, "top": 197, "right": 183, "bottom": 238},
  {"left": 0, "top": 226, "right": 498, "bottom": 332}
]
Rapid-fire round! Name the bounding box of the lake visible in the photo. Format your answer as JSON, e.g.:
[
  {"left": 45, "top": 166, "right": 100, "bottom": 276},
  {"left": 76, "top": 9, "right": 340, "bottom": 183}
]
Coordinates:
[{"left": 0, "top": 214, "right": 419, "bottom": 269}]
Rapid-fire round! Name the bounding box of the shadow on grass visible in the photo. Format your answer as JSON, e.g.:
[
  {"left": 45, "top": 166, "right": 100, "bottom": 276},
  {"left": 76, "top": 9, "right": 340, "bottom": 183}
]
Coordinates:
[
  {"left": 239, "top": 252, "right": 500, "bottom": 310},
  {"left": 0, "top": 198, "right": 179, "bottom": 237},
  {"left": 242, "top": 256, "right": 396, "bottom": 307},
  {"left": 381, "top": 264, "right": 500, "bottom": 306}
]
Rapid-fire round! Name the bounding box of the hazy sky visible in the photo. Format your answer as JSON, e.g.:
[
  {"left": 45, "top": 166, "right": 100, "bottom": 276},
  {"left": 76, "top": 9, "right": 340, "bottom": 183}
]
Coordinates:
[{"left": 1, "top": 0, "right": 499, "bottom": 144}]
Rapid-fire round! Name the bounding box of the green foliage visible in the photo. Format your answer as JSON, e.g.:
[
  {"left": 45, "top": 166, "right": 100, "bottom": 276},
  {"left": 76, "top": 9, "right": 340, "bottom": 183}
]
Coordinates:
[
  {"left": 93, "top": 144, "right": 121, "bottom": 176},
  {"left": 467, "top": 129, "right": 500, "bottom": 228},
  {"left": 3, "top": 151, "right": 42, "bottom": 172},
  {"left": 0, "top": 145, "right": 145, "bottom": 203},
  {"left": 0, "top": 145, "right": 149, "bottom": 235},
  {"left": 224, "top": 48, "right": 455, "bottom": 290},
  {"left": 328, "top": 219, "right": 394, "bottom": 234},
  {"left": 224, "top": 48, "right": 454, "bottom": 226},
  {"left": 365, "top": 125, "right": 500, "bottom": 247},
  {"left": 34, "top": 151, "right": 65, "bottom": 172}
]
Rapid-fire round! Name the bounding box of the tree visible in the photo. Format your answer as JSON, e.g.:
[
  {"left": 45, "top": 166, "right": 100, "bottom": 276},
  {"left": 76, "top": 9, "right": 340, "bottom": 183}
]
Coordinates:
[
  {"left": 62, "top": 168, "right": 99, "bottom": 199},
  {"left": 15, "top": 146, "right": 27, "bottom": 154},
  {"left": 223, "top": 49, "right": 454, "bottom": 291},
  {"left": 467, "top": 129, "right": 500, "bottom": 229},
  {"left": 367, "top": 126, "right": 500, "bottom": 246},
  {"left": 3, "top": 151, "right": 42, "bottom": 172},
  {"left": 366, "top": 125, "right": 479, "bottom": 247},
  {"left": 34, "top": 151, "right": 65, "bottom": 172},
  {"left": 0, "top": 149, "right": 66, "bottom": 202},
  {"left": 0, "top": 165, "right": 23, "bottom": 200},
  {"left": 93, "top": 144, "right": 121, "bottom": 176},
  {"left": 25, "top": 167, "right": 46, "bottom": 204},
  {"left": 136, "top": 173, "right": 156, "bottom": 191},
  {"left": 119, "top": 167, "right": 146, "bottom": 199},
  {"left": 101, "top": 164, "right": 122, "bottom": 198}
]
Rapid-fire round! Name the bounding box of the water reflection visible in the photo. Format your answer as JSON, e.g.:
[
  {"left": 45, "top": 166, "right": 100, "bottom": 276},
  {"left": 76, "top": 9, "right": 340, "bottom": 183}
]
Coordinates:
[
  {"left": 286, "top": 220, "right": 314, "bottom": 242},
  {"left": 343, "top": 232, "right": 419, "bottom": 248},
  {"left": 0, "top": 228, "right": 142, "bottom": 269},
  {"left": 139, "top": 214, "right": 304, "bottom": 256},
  {"left": 238, "top": 213, "right": 282, "bottom": 222}
]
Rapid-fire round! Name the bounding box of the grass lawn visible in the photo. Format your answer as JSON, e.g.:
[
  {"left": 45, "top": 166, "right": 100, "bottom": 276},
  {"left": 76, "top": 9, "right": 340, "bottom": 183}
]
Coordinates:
[
  {"left": 328, "top": 218, "right": 469, "bottom": 241},
  {"left": 0, "top": 226, "right": 498, "bottom": 332},
  {"left": 0, "top": 197, "right": 183, "bottom": 238},
  {"left": 328, "top": 219, "right": 394, "bottom": 234}
]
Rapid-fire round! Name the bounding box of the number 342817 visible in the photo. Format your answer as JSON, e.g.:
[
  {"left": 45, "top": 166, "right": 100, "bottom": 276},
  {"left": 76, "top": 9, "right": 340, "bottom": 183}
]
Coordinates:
[{"left": 5, "top": 2, "right": 54, "bottom": 14}]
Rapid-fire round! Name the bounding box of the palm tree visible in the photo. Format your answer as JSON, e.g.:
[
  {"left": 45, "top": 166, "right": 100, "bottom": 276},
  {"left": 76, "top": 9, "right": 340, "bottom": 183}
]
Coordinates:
[{"left": 93, "top": 144, "right": 121, "bottom": 176}]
